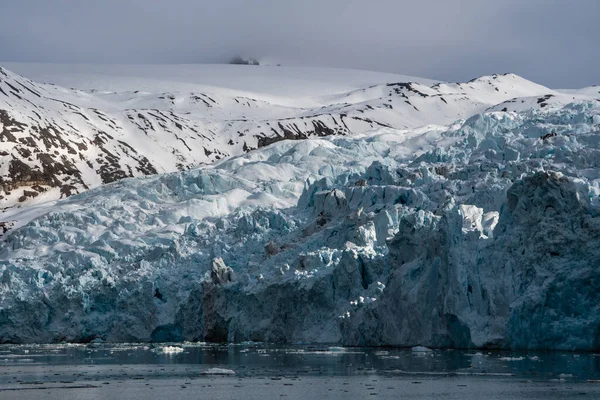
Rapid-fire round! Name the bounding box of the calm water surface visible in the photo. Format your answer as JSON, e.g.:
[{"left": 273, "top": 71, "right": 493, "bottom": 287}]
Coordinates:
[{"left": 1, "top": 343, "right": 599, "bottom": 399}]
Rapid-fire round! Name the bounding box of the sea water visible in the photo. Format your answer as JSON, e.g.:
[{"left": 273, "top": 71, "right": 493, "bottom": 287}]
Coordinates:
[{"left": 0, "top": 343, "right": 599, "bottom": 399}]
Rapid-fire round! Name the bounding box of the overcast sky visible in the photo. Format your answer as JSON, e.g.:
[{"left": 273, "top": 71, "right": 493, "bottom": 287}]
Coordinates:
[{"left": 0, "top": 0, "right": 598, "bottom": 88}]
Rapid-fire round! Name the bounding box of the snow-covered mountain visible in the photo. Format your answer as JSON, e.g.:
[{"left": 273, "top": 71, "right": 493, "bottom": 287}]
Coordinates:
[
  {"left": 1, "top": 64, "right": 600, "bottom": 349},
  {"left": 1, "top": 64, "right": 556, "bottom": 212}
]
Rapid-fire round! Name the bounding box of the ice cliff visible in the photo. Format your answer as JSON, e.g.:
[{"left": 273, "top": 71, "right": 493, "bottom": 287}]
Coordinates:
[{"left": 1, "top": 97, "right": 600, "bottom": 350}]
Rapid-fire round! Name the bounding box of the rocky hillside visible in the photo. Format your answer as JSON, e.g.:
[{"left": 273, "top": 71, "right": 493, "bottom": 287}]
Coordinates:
[{"left": 0, "top": 65, "right": 560, "bottom": 212}]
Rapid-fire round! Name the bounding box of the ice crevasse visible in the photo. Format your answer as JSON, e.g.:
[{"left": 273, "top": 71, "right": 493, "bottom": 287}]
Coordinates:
[{"left": 0, "top": 101, "right": 600, "bottom": 350}]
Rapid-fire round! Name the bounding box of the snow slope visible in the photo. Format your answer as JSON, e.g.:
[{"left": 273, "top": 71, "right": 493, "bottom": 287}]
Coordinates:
[
  {"left": 1, "top": 79, "right": 599, "bottom": 350},
  {"left": 1, "top": 63, "right": 438, "bottom": 97},
  {"left": 0, "top": 64, "right": 563, "bottom": 213}
]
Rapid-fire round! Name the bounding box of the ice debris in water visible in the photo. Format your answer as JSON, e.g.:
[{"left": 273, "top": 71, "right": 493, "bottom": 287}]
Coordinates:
[
  {"left": 201, "top": 368, "right": 236, "bottom": 376},
  {"left": 156, "top": 346, "right": 184, "bottom": 354},
  {"left": 411, "top": 346, "right": 433, "bottom": 353}
]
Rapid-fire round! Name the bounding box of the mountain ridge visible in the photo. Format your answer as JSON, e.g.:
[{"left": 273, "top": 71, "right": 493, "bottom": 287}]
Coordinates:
[{"left": 0, "top": 65, "right": 594, "bottom": 215}]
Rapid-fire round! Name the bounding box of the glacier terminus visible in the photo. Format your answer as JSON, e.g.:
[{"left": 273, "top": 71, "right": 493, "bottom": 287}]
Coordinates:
[{"left": 0, "top": 64, "right": 599, "bottom": 351}]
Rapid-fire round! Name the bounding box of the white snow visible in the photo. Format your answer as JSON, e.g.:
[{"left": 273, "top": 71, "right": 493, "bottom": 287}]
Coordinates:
[{"left": 1, "top": 63, "right": 438, "bottom": 97}]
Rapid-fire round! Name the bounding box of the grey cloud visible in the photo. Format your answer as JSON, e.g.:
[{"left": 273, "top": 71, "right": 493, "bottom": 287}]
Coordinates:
[{"left": 0, "top": 0, "right": 598, "bottom": 87}]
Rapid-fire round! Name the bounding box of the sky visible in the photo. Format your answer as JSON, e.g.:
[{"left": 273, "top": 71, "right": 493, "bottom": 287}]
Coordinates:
[{"left": 0, "top": 0, "right": 598, "bottom": 88}]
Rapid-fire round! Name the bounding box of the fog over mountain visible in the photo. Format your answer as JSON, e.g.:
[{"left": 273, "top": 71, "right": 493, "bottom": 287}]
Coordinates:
[{"left": 0, "top": 0, "right": 599, "bottom": 87}]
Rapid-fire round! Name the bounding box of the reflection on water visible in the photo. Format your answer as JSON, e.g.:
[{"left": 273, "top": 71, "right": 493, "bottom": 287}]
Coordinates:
[{"left": 0, "top": 343, "right": 599, "bottom": 382}]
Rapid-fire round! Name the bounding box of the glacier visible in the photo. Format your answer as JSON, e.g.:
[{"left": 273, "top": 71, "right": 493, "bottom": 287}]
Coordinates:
[{"left": 0, "top": 71, "right": 600, "bottom": 350}]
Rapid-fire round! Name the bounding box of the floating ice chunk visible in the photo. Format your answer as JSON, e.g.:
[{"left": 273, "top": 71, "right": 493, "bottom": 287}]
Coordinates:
[
  {"left": 156, "top": 346, "right": 184, "bottom": 354},
  {"left": 499, "top": 356, "right": 525, "bottom": 361},
  {"left": 201, "top": 368, "right": 236, "bottom": 376},
  {"left": 467, "top": 352, "right": 485, "bottom": 357},
  {"left": 411, "top": 346, "right": 433, "bottom": 352}
]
